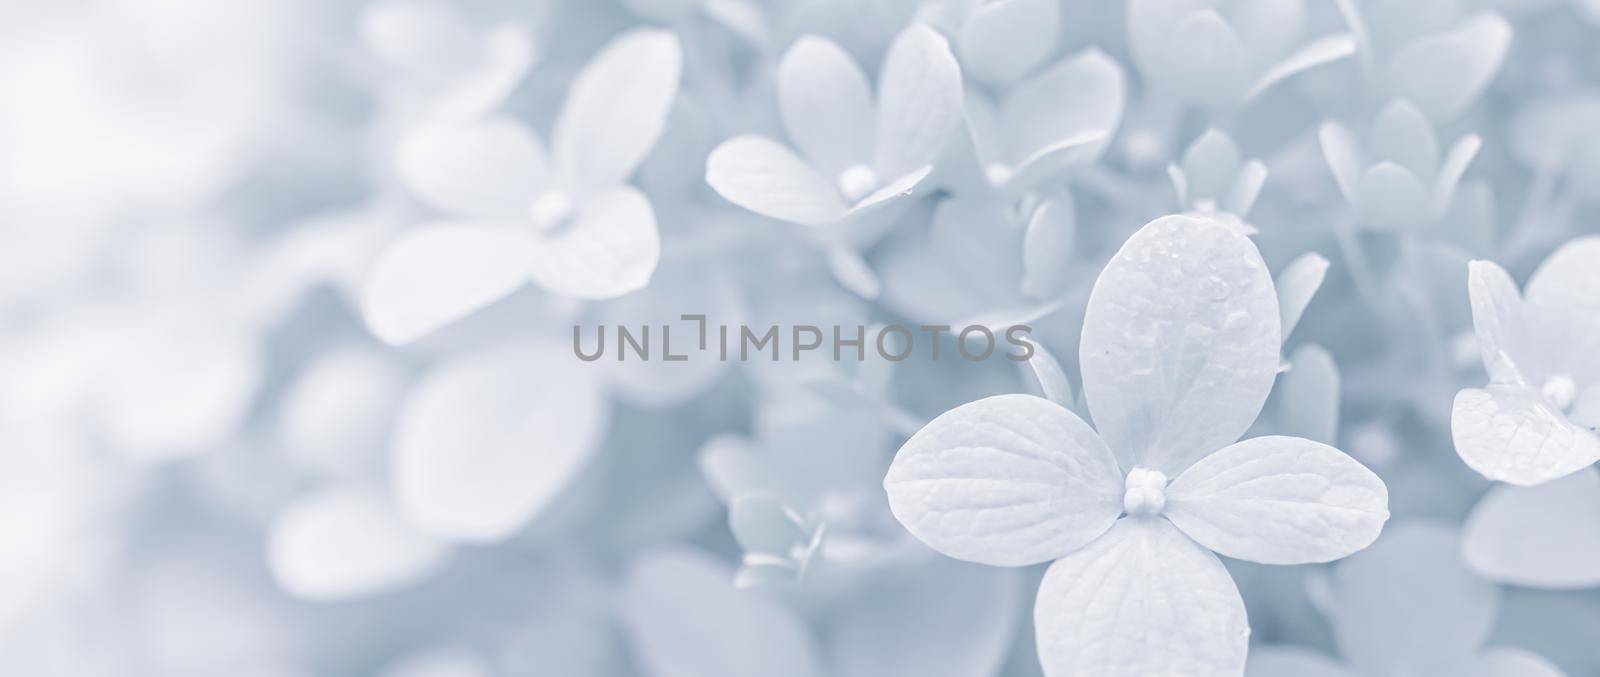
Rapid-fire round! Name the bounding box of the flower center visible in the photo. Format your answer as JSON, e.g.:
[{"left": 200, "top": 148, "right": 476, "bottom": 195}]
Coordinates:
[
  {"left": 1543, "top": 374, "right": 1578, "bottom": 411},
  {"left": 528, "top": 190, "right": 574, "bottom": 231},
  {"left": 837, "top": 164, "right": 878, "bottom": 203},
  {"left": 984, "top": 162, "right": 1015, "bottom": 186},
  {"left": 1123, "top": 467, "right": 1168, "bottom": 516}
]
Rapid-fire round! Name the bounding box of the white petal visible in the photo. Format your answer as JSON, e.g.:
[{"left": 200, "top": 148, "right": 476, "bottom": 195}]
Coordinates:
[
  {"left": 1355, "top": 162, "right": 1430, "bottom": 230},
  {"left": 1245, "top": 647, "right": 1357, "bottom": 677},
  {"left": 1168, "top": 163, "right": 1191, "bottom": 208},
  {"left": 1166, "top": 436, "right": 1389, "bottom": 565},
  {"left": 1525, "top": 236, "right": 1600, "bottom": 383},
  {"left": 1327, "top": 523, "right": 1497, "bottom": 677},
  {"left": 697, "top": 434, "right": 777, "bottom": 504},
  {"left": 1276, "top": 251, "right": 1329, "bottom": 341},
  {"left": 1368, "top": 99, "right": 1440, "bottom": 183},
  {"left": 1128, "top": 1, "right": 1253, "bottom": 107},
  {"left": 552, "top": 29, "right": 682, "bottom": 192},
  {"left": 1244, "top": 32, "right": 1357, "bottom": 102},
  {"left": 1080, "top": 214, "right": 1282, "bottom": 475},
  {"left": 1275, "top": 344, "right": 1341, "bottom": 444},
  {"left": 1467, "top": 259, "right": 1534, "bottom": 384},
  {"left": 929, "top": 193, "right": 1023, "bottom": 302},
  {"left": 825, "top": 246, "right": 881, "bottom": 300},
  {"left": 706, "top": 135, "right": 848, "bottom": 225},
  {"left": 1166, "top": 9, "right": 1249, "bottom": 106},
  {"left": 958, "top": 0, "right": 1061, "bottom": 88},
  {"left": 1018, "top": 337, "right": 1074, "bottom": 409},
  {"left": 278, "top": 348, "right": 404, "bottom": 478},
  {"left": 621, "top": 548, "right": 822, "bottom": 677},
  {"left": 527, "top": 185, "right": 660, "bottom": 299},
  {"left": 846, "top": 165, "right": 934, "bottom": 218},
  {"left": 999, "top": 49, "right": 1125, "bottom": 182},
  {"left": 1034, "top": 517, "right": 1249, "bottom": 677},
  {"left": 392, "top": 347, "right": 607, "bottom": 543},
  {"left": 1021, "top": 197, "right": 1075, "bottom": 299},
  {"left": 1452, "top": 385, "right": 1600, "bottom": 486},
  {"left": 1004, "top": 131, "right": 1108, "bottom": 196},
  {"left": 268, "top": 486, "right": 450, "bottom": 600},
  {"left": 1435, "top": 134, "right": 1482, "bottom": 212},
  {"left": 1318, "top": 121, "right": 1364, "bottom": 204},
  {"left": 777, "top": 36, "right": 875, "bottom": 177},
  {"left": 1474, "top": 648, "right": 1569, "bottom": 677},
  {"left": 828, "top": 558, "right": 1021, "bottom": 677},
  {"left": 396, "top": 118, "right": 546, "bottom": 219},
  {"left": 884, "top": 394, "right": 1124, "bottom": 567},
  {"left": 1386, "top": 12, "right": 1512, "bottom": 120},
  {"left": 873, "top": 25, "right": 964, "bottom": 180},
  {"left": 1462, "top": 467, "right": 1600, "bottom": 589},
  {"left": 361, "top": 224, "right": 535, "bottom": 345},
  {"left": 1181, "top": 129, "right": 1243, "bottom": 207},
  {"left": 1225, "top": 159, "right": 1267, "bottom": 217}
]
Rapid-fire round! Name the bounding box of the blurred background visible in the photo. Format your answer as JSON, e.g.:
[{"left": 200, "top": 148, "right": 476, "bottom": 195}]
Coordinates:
[{"left": 1, "top": 0, "right": 1598, "bottom": 675}]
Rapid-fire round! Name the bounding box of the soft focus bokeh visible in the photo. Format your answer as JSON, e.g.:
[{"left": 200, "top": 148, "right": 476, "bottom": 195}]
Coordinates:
[{"left": 2, "top": 0, "right": 1599, "bottom": 675}]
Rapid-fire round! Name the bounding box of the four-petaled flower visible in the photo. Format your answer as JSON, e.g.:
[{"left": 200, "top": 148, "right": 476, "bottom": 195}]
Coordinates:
[
  {"left": 704, "top": 25, "right": 961, "bottom": 227},
  {"left": 1452, "top": 236, "right": 1600, "bottom": 485},
  {"left": 884, "top": 214, "right": 1390, "bottom": 677},
  {"left": 362, "top": 29, "right": 683, "bottom": 345}
]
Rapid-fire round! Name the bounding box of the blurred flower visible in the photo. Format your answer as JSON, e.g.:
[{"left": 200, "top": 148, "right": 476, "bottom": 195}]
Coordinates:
[
  {"left": 363, "top": 29, "right": 683, "bottom": 345},
  {"left": 955, "top": 48, "right": 1125, "bottom": 196},
  {"left": 1127, "top": 0, "right": 1357, "bottom": 109},
  {"left": 1461, "top": 467, "right": 1600, "bottom": 589},
  {"left": 1320, "top": 99, "right": 1482, "bottom": 231},
  {"left": 1169, "top": 129, "right": 1267, "bottom": 228},
  {"left": 705, "top": 25, "right": 960, "bottom": 227},
  {"left": 1249, "top": 522, "right": 1567, "bottom": 677},
  {"left": 1336, "top": 0, "right": 1513, "bottom": 120}
]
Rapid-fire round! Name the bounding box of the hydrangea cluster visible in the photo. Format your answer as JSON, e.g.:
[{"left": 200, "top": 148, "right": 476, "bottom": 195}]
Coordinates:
[{"left": 1, "top": 0, "right": 1598, "bottom": 676}]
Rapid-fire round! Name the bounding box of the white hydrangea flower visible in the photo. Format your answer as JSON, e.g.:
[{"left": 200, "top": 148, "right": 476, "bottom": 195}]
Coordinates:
[
  {"left": 952, "top": 0, "right": 1061, "bottom": 89},
  {"left": 700, "top": 375, "right": 902, "bottom": 586},
  {"left": 704, "top": 25, "right": 960, "bottom": 227},
  {"left": 1169, "top": 129, "right": 1267, "bottom": 228},
  {"left": 1248, "top": 523, "right": 1568, "bottom": 677},
  {"left": 884, "top": 214, "right": 1390, "bottom": 677},
  {"left": 1127, "top": 0, "right": 1357, "bottom": 109},
  {"left": 1320, "top": 99, "right": 1482, "bottom": 231},
  {"left": 362, "top": 29, "right": 682, "bottom": 345},
  {"left": 957, "top": 48, "right": 1126, "bottom": 196},
  {"left": 1334, "top": 2, "right": 1512, "bottom": 121},
  {"left": 1452, "top": 237, "right": 1600, "bottom": 485}
]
